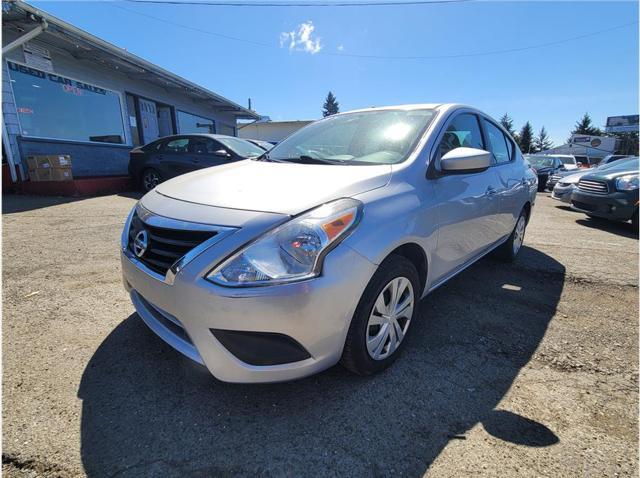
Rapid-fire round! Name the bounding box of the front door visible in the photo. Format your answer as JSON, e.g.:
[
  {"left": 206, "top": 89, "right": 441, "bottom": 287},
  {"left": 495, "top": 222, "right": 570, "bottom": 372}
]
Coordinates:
[
  {"left": 430, "top": 112, "right": 503, "bottom": 282},
  {"left": 139, "top": 98, "right": 159, "bottom": 144}
]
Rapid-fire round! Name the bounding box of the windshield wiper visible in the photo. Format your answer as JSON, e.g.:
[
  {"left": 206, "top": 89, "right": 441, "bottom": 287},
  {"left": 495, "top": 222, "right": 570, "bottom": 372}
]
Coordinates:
[{"left": 276, "top": 155, "right": 345, "bottom": 165}]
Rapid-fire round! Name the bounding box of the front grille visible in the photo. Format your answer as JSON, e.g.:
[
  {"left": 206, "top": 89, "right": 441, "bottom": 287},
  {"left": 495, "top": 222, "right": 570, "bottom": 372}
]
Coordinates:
[
  {"left": 577, "top": 179, "right": 608, "bottom": 194},
  {"left": 549, "top": 174, "right": 561, "bottom": 183},
  {"left": 128, "top": 211, "right": 217, "bottom": 275}
]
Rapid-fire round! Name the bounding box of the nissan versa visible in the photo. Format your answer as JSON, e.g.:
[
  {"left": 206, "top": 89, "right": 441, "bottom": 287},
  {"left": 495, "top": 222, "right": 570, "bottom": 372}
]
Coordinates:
[{"left": 121, "top": 104, "right": 536, "bottom": 383}]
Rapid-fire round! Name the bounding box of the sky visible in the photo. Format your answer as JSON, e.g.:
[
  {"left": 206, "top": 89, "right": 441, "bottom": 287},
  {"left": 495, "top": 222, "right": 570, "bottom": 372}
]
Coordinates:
[{"left": 31, "top": 0, "right": 639, "bottom": 145}]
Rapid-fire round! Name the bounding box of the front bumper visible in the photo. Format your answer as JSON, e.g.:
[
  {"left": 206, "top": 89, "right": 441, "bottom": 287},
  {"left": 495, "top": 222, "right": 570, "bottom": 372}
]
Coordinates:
[
  {"left": 570, "top": 189, "right": 639, "bottom": 221},
  {"left": 121, "top": 234, "right": 377, "bottom": 383},
  {"left": 551, "top": 184, "right": 574, "bottom": 203}
]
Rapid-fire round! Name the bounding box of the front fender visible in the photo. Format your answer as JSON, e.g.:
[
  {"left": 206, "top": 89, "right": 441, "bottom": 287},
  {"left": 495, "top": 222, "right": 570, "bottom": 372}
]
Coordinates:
[{"left": 343, "top": 182, "right": 438, "bottom": 292}]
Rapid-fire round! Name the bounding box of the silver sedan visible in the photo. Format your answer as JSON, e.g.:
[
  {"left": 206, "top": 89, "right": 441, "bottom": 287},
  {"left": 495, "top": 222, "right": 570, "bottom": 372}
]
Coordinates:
[{"left": 121, "top": 104, "right": 536, "bottom": 383}]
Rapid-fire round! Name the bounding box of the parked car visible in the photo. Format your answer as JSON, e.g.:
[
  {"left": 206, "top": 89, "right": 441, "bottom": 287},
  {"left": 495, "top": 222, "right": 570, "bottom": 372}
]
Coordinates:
[
  {"left": 548, "top": 154, "right": 580, "bottom": 171},
  {"left": 121, "top": 104, "right": 536, "bottom": 383},
  {"left": 128, "top": 134, "right": 266, "bottom": 192},
  {"left": 598, "top": 154, "right": 631, "bottom": 167},
  {"left": 245, "top": 138, "right": 275, "bottom": 151},
  {"left": 525, "top": 155, "right": 569, "bottom": 191},
  {"left": 571, "top": 157, "right": 639, "bottom": 227},
  {"left": 552, "top": 157, "right": 637, "bottom": 203}
]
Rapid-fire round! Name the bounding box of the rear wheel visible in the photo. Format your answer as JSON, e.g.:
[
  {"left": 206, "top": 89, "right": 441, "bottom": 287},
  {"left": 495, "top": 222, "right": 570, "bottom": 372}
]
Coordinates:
[
  {"left": 141, "top": 168, "right": 162, "bottom": 192},
  {"left": 341, "top": 255, "right": 420, "bottom": 376},
  {"left": 495, "top": 209, "right": 528, "bottom": 262}
]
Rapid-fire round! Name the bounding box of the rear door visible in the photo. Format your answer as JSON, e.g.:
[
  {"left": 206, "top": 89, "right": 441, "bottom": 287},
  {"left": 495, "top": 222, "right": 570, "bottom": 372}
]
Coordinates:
[
  {"left": 431, "top": 112, "right": 503, "bottom": 280},
  {"left": 481, "top": 117, "right": 524, "bottom": 237},
  {"left": 157, "top": 137, "right": 193, "bottom": 179}
]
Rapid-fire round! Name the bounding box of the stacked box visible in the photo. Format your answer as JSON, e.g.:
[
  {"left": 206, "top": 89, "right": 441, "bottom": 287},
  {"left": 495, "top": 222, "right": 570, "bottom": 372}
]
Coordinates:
[{"left": 27, "top": 155, "right": 73, "bottom": 182}]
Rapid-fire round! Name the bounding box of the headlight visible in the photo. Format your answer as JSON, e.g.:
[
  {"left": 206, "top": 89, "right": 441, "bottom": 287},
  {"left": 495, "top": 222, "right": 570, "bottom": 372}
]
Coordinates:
[
  {"left": 207, "top": 198, "right": 363, "bottom": 287},
  {"left": 616, "top": 174, "right": 639, "bottom": 191}
]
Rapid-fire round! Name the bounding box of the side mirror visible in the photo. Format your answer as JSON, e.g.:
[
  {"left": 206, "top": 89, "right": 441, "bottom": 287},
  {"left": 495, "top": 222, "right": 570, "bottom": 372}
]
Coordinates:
[
  {"left": 441, "top": 147, "right": 492, "bottom": 173},
  {"left": 213, "top": 149, "right": 230, "bottom": 158}
]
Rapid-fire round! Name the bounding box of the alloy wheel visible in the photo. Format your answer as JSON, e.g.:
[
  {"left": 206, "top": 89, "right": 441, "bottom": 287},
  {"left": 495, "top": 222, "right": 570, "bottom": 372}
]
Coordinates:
[
  {"left": 143, "top": 171, "right": 160, "bottom": 191},
  {"left": 366, "top": 276, "right": 414, "bottom": 360},
  {"left": 512, "top": 215, "right": 526, "bottom": 255}
]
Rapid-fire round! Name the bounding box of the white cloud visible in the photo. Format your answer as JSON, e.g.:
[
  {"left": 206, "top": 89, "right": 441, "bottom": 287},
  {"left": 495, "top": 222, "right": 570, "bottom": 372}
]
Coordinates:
[
  {"left": 279, "top": 21, "right": 322, "bottom": 55},
  {"left": 337, "top": 44, "right": 344, "bottom": 51}
]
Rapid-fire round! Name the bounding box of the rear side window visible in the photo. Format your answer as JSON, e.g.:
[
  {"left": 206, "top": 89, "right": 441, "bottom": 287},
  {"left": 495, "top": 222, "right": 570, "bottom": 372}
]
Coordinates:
[
  {"left": 483, "top": 120, "right": 512, "bottom": 164},
  {"left": 438, "top": 113, "right": 484, "bottom": 158},
  {"left": 162, "top": 138, "right": 189, "bottom": 153}
]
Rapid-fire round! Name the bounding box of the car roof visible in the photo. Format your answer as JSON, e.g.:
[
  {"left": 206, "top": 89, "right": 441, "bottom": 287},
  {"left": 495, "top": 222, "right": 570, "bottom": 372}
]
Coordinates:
[
  {"left": 154, "top": 133, "right": 243, "bottom": 141},
  {"left": 334, "top": 103, "right": 475, "bottom": 116}
]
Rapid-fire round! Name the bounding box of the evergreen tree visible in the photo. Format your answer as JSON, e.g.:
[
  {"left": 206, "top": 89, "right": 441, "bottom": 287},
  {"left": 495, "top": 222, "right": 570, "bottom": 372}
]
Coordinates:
[
  {"left": 534, "top": 126, "right": 553, "bottom": 152},
  {"left": 518, "top": 122, "right": 535, "bottom": 154},
  {"left": 322, "top": 91, "right": 340, "bottom": 117},
  {"left": 499, "top": 113, "right": 516, "bottom": 137},
  {"left": 571, "top": 113, "right": 603, "bottom": 136}
]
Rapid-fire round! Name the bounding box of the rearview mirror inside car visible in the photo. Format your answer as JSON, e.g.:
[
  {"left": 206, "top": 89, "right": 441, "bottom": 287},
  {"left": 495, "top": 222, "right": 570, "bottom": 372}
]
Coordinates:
[{"left": 441, "top": 147, "right": 492, "bottom": 173}]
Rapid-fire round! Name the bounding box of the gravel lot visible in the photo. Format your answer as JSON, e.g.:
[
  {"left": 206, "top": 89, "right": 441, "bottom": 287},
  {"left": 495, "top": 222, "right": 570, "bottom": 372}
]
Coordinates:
[{"left": 2, "top": 192, "right": 638, "bottom": 477}]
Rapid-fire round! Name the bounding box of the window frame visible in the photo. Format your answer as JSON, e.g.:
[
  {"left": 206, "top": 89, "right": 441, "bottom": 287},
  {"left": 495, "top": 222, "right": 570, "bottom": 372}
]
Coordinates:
[{"left": 6, "top": 60, "right": 130, "bottom": 146}]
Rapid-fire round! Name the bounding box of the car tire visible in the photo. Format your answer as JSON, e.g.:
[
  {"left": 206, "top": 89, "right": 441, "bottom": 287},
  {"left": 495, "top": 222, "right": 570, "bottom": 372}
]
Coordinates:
[
  {"left": 141, "top": 168, "right": 162, "bottom": 192},
  {"left": 341, "top": 254, "right": 420, "bottom": 376},
  {"left": 495, "top": 208, "right": 528, "bottom": 262}
]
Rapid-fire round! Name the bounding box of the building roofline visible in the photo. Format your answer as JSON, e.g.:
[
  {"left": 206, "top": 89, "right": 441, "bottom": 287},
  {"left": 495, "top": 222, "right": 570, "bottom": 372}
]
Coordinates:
[{"left": 4, "top": 0, "right": 260, "bottom": 119}]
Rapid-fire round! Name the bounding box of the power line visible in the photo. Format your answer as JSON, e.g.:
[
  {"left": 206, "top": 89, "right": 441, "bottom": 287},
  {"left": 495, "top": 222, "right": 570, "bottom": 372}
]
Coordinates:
[
  {"left": 125, "top": 0, "right": 473, "bottom": 7},
  {"left": 113, "top": 4, "right": 638, "bottom": 61}
]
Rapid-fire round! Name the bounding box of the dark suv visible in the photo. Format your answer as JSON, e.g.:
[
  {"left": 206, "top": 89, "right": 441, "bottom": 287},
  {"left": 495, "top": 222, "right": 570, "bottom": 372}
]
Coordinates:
[
  {"left": 571, "top": 157, "right": 639, "bottom": 228},
  {"left": 129, "top": 134, "right": 266, "bottom": 191}
]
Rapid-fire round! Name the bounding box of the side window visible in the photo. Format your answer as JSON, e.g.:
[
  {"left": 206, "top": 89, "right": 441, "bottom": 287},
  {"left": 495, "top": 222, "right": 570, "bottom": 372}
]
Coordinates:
[
  {"left": 483, "top": 120, "right": 511, "bottom": 164},
  {"left": 162, "top": 138, "right": 189, "bottom": 153},
  {"left": 189, "top": 138, "right": 216, "bottom": 154},
  {"left": 438, "top": 113, "right": 484, "bottom": 158}
]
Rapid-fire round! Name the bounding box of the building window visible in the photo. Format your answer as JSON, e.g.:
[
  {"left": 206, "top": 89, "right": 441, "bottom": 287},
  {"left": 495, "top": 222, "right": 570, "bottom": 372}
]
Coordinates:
[
  {"left": 7, "top": 61, "right": 126, "bottom": 144},
  {"left": 218, "top": 123, "right": 236, "bottom": 136},
  {"left": 177, "top": 110, "right": 215, "bottom": 134}
]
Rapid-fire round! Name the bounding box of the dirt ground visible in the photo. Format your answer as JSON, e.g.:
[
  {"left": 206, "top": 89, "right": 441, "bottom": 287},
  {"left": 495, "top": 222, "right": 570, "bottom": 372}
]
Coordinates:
[{"left": 2, "top": 192, "right": 638, "bottom": 477}]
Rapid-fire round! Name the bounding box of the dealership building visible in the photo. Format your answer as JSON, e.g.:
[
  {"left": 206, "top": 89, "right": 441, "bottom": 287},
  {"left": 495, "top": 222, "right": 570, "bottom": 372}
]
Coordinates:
[{"left": 2, "top": 0, "right": 258, "bottom": 184}]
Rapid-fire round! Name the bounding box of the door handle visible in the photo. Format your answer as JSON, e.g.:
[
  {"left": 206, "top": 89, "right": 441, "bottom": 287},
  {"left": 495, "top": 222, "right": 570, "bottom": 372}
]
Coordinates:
[
  {"left": 486, "top": 186, "right": 497, "bottom": 196},
  {"left": 192, "top": 158, "right": 200, "bottom": 163}
]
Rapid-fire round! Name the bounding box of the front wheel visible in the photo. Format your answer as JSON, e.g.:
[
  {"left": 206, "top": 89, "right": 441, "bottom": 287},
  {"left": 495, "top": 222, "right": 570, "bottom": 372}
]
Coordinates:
[
  {"left": 341, "top": 254, "right": 420, "bottom": 376},
  {"left": 495, "top": 209, "right": 528, "bottom": 262}
]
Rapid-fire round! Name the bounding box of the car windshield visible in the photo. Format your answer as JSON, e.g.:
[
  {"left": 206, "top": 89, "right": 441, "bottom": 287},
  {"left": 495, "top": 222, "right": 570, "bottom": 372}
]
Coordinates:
[
  {"left": 557, "top": 157, "right": 576, "bottom": 165},
  {"left": 527, "top": 156, "right": 554, "bottom": 168},
  {"left": 598, "top": 157, "right": 639, "bottom": 172},
  {"left": 261, "top": 109, "right": 436, "bottom": 165},
  {"left": 217, "top": 137, "right": 266, "bottom": 158}
]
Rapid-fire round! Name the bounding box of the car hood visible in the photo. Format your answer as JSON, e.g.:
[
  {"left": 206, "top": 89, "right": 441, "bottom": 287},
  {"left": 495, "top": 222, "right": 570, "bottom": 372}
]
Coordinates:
[
  {"left": 562, "top": 170, "right": 591, "bottom": 184},
  {"left": 581, "top": 167, "right": 639, "bottom": 182},
  {"left": 155, "top": 159, "right": 392, "bottom": 215}
]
